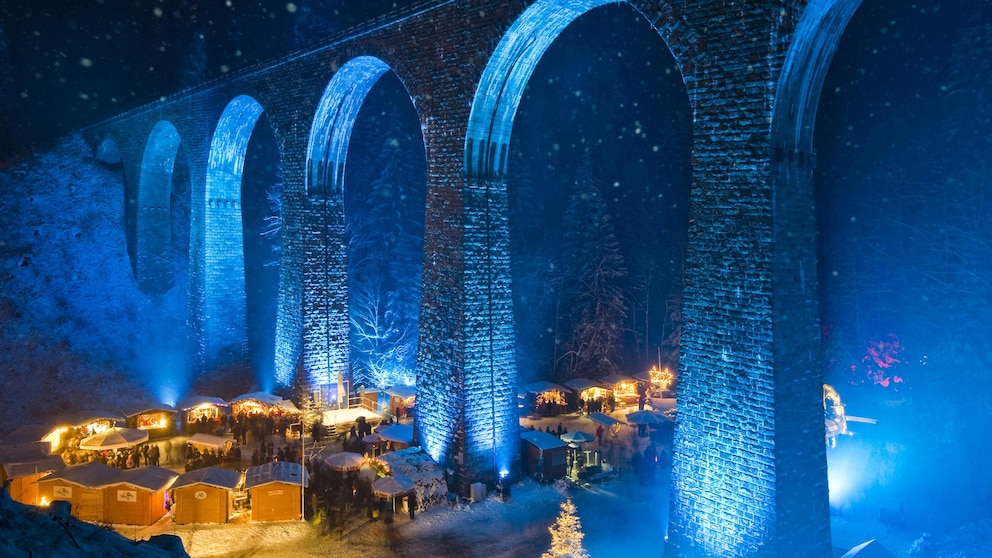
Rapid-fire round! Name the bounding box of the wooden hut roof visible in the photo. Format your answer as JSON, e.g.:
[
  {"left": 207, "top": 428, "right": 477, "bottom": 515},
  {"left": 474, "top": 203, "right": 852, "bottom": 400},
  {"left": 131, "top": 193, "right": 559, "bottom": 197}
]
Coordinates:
[
  {"left": 244, "top": 461, "right": 307, "bottom": 490},
  {"left": 1, "top": 454, "right": 65, "bottom": 479},
  {"left": 39, "top": 461, "right": 120, "bottom": 488},
  {"left": 115, "top": 466, "right": 178, "bottom": 492},
  {"left": 173, "top": 467, "right": 242, "bottom": 491},
  {"left": 520, "top": 430, "right": 567, "bottom": 451}
]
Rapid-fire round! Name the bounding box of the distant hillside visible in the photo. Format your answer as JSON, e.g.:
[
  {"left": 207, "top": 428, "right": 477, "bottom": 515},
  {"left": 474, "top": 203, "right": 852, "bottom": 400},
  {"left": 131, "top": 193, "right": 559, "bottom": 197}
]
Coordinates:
[{"left": 0, "top": 134, "right": 189, "bottom": 432}]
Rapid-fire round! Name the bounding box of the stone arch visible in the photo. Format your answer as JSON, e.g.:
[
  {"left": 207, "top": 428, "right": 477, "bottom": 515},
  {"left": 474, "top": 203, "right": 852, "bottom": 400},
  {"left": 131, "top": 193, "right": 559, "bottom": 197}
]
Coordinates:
[
  {"left": 136, "top": 120, "right": 181, "bottom": 293},
  {"left": 308, "top": 56, "right": 392, "bottom": 196},
  {"left": 194, "top": 94, "right": 265, "bottom": 372},
  {"left": 95, "top": 137, "right": 121, "bottom": 164},
  {"left": 772, "top": 0, "right": 863, "bottom": 158},
  {"left": 296, "top": 56, "right": 421, "bottom": 396},
  {"left": 464, "top": 0, "right": 694, "bottom": 181},
  {"left": 442, "top": 0, "right": 697, "bottom": 489}
]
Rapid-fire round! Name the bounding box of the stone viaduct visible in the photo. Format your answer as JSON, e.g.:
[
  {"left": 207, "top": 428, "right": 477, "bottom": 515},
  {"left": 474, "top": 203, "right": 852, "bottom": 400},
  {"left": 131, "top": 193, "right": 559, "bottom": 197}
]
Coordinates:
[{"left": 83, "top": 0, "right": 866, "bottom": 555}]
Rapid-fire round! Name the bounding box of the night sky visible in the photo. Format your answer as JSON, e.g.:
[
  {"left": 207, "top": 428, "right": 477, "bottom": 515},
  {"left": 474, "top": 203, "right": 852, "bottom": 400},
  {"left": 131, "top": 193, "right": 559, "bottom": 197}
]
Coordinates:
[{"left": 0, "top": 0, "right": 415, "bottom": 157}]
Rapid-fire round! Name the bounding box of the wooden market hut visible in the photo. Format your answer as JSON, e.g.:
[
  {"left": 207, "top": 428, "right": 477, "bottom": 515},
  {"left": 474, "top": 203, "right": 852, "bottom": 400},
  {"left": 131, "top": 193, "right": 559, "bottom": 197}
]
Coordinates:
[
  {"left": 177, "top": 395, "right": 229, "bottom": 433},
  {"left": 37, "top": 462, "right": 177, "bottom": 525},
  {"left": 0, "top": 444, "right": 65, "bottom": 506},
  {"left": 384, "top": 385, "right": 416, "bottom": 420},
  {"left": 171, "top": 467, "right": 243, "bottom": 524},
  {"left": 36, "top": 461, "right": 120, "bottom": 522},
  {"left": 243, "top": 461, "right": 306, "bottom": 522},
  {"left": 228, "top": 392, "right": 300, "bottom": 418},
  {"left": 121, "top": 402, "right": 177, "bottom": 440},
  {"left": 103, "top": 466, "right": 178, "bottom": 525},
  {"left": 599, "top": 374, "right": 640, "bottom": 406},
  {"left": 520, "top": 430, "right": 568, "bottom": 481}
]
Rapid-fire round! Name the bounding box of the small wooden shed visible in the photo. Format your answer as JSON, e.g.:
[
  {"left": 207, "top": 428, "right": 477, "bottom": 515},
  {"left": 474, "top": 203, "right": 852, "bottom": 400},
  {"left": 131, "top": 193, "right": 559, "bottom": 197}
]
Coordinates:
[
  {"left": 36, "top": 461, "right": 120, "bottom": 522},
  {"left": 0, "top": 444, "right": 65, "bottom": 506},
  {"left": 520, "top": 430, "right": 568, "bottom": 481},
  {"left": 37, "top": 462, "right": 177, "bottom": 525},
  {"left": 243, "top": 461, "right": 306, "bottom": 522},
  {"left": 122, "top": 403, "right": 178, "bottom": 440},
  {"left": 103, "top": 466, "right": 178, "bottom": 525},
  {"left": 172, "top": 467, "right": 243, "bottom": 524}
]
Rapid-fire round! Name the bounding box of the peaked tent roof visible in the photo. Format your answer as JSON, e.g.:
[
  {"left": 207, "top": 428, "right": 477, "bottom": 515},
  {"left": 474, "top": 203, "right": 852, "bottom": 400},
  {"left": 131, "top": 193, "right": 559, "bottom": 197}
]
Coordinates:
[
  {"left": 120, "top": 402, "right": 177, "bottom": 417},
  {"left": 376, "top": 424, "right": 414, "bottom": 444},
  {"left": 564, "top": 378, "right": 603, "bottom": 391},
  {"left": 228, "top": 391, "right": 283, "bottom": 406},
  {"left": 523, "top": 381, "right": 569, "bottom": 394},
  {"left": 53, "top": 410, "right": 125, "bottom": 427},
  {"left": 187, "top": 433, "right": 233, "bottom": 450},
  {"left": 385, "top": 385, "right": 417, "bottom": 399}
]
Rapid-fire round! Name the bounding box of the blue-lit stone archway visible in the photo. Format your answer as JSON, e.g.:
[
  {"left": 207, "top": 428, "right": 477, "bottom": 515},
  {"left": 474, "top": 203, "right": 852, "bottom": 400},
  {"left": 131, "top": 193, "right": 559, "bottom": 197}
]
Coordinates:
[
  {"left": 136, "top": 120, "right": 181, "bottom": 293},
  {"left": 192, "top": 94, "right": 265, "bottom": 371},
  {"left": 293, "top": 56, "right": 407, "bottom": 401},
  {"left": 81, "top": 0, "right": 853, "bottom": 551},
  {"left": 440, "top": 0, "right": 682, "bottom": 495}
]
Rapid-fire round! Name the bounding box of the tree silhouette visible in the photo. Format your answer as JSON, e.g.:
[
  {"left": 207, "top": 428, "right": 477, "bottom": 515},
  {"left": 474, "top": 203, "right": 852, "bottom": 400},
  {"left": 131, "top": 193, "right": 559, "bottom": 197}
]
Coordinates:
[
  {"left": 556, "top": 149, "right": 628, "bottom": 380},
  {"left": 346, "top": 107, "right": 424, "bottom": 390}
]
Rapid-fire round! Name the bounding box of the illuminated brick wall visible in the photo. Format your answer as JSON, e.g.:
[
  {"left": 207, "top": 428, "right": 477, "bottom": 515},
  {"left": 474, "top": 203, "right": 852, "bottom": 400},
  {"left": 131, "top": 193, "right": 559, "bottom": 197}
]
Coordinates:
[
  {"left": 85, "top": 0, "right": 837, "bottom": 542},
  {"left": 300, "top": 193, "right": 349, "bottom": 396}
]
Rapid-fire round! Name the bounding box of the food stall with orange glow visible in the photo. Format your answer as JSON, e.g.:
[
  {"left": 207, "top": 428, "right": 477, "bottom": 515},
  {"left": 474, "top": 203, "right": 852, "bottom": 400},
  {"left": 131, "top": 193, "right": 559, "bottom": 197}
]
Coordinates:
[
  {"left": 122, "top": 403, "right": 177, "bottom": 439},
  {"left": 0, "top": 444, "right": 65, "bottom": 506},
  {"left": 177, "top": 395, "right": 229, "bottom": 432}
]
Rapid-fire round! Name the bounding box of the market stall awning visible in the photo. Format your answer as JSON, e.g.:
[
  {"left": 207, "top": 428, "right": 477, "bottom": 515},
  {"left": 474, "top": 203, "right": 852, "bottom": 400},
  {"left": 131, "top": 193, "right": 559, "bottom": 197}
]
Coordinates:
[
  {"left": 625, "top": 410, "right": 669, "bottom": 425},
  {"left": 176, "top": 395, "right": 228, "bottom": 411},
  {"left": 54, "top": 410, "right": 125, "bottom": 428},
  {"left": 187, "top": 433, "right": 234, "bottom": 450},
  {"left": 78, "top": 427, "right": 148, "bottom": 451},
  {"left": 564, "top": 378, "right": 603, "bottom": 392},
  {"left": 322, "top": 452, "right": 366, "bottom": 471},
  {"left": 520, "top": 430, "right": 566, "bottom": 451},
  {"left": 587, "top": 412, "right": 625, "bottom": 429},
  {"left": 372, "top": 475, "right": 414, "bottom": 498},
  {"left": 385, "top": 385, "right": 417, "bottom": 399},
  {"left": 119, "top": 402, "right": 177, "bottom": 418},
  {"left": 228, "top": 391, "right": 284, "bottom": 406},
  {"left": 376, "top": 424, "right": 414, "bottom": 445},
  {"left": 524, "top": 381, "right": 569, "bottom": 394},
  {"left": 599, "top": 374, "right": 636, "bottom": 386}
]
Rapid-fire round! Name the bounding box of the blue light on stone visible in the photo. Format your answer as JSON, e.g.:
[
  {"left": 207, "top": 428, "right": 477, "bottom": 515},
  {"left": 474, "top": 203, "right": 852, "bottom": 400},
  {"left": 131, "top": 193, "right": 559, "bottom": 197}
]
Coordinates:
[
  {"left": 193, "top": 94, "right": 264, "bottom": 372},
  {"left": 296, "top": 56, "right": 397, "bottom": 394}
]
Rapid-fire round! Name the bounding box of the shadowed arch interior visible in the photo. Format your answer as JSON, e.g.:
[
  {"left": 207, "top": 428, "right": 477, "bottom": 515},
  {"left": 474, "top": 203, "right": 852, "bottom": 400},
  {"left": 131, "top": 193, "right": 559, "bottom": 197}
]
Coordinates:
[
  {"left": 136, "top": 120, "right": 181, "bottom": 293},
  {"left": 465, "top": 0, "right": 621, "bottom": 181}
]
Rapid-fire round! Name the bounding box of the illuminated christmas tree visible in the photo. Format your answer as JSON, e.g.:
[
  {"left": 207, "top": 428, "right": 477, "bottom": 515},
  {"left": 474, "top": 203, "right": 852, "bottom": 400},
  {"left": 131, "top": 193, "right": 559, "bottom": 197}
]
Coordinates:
[{"left": 542, "top": 498, "right": 589, "bottom": 558}]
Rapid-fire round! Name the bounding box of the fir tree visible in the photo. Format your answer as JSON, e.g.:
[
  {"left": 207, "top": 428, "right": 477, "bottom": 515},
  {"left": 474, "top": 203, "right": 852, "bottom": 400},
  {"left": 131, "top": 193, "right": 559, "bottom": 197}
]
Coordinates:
[
  {"left": 556, "top": 149, "right": 628, "bottom": 380},
  {"left": 542, "top": 498, "right": 589, "bottom": 558}
]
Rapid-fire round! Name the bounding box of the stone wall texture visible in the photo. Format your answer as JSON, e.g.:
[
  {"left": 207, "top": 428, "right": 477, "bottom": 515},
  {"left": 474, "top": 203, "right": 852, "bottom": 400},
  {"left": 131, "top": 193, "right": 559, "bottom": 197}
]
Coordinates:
[{"left": 83, "top": 0, "right": 850, "bottom": 555}]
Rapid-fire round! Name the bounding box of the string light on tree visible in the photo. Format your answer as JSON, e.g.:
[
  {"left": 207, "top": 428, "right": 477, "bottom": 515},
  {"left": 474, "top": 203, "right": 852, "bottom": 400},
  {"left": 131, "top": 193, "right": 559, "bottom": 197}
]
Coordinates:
[{"left": 542, "top": 498, "right": 589, "bottom": 558}]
